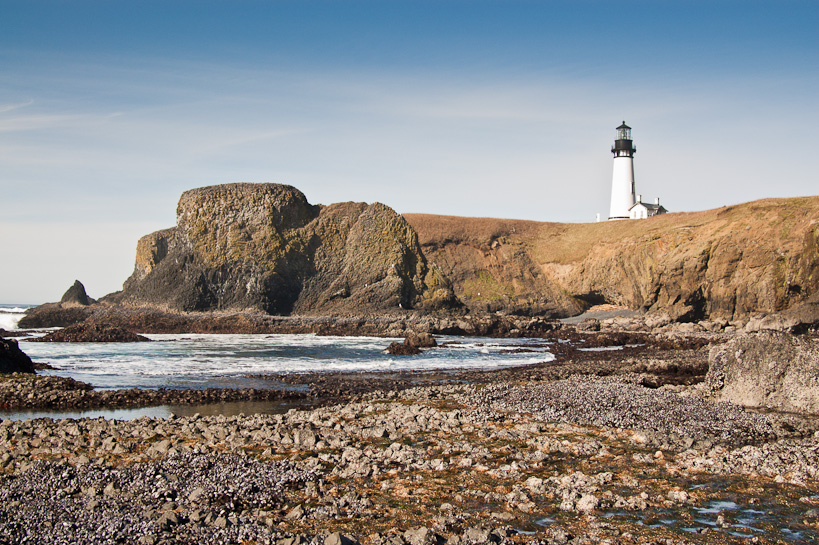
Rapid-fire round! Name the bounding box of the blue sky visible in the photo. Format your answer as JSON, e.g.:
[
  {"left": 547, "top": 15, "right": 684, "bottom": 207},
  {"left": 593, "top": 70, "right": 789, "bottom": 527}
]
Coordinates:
[{"left": 1, "top": 0, "right": 817, "bottom": 303}]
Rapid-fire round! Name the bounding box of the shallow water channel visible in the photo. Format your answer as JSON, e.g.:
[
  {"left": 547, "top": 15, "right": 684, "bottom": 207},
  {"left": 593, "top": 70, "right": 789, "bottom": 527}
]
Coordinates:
[
  {"left": 0, "top": 399, "right": 308, "bottom": 422},
  {"left": 521, "top": 475, "right": 819, "bottom": 544}
]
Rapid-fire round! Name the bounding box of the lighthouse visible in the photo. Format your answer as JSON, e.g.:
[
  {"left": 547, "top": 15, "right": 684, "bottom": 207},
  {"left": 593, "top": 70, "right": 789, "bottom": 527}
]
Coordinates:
[{"left": 608, "top": 121, "right": 637, "bottom": 220}]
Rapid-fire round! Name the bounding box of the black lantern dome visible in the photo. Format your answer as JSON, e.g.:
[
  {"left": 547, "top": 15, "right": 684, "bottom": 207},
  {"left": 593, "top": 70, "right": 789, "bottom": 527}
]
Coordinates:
[{"left": 612, "top": 121, "right": 636, "bottom": 157}]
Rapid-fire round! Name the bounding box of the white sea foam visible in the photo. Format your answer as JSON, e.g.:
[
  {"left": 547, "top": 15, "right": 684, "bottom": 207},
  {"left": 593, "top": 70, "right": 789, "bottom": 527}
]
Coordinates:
[
  {"left": 0, "top": 305, "right": 31, "bottom": 331},
  {"left": 18, "top": 333, "right": 555, "bottom": 390}
]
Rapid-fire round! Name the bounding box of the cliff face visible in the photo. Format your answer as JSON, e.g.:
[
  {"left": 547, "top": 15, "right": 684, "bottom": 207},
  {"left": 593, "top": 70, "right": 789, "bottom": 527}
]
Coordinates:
[
  {"left": 401, "top": 215, "right": 585, "bottom": 317},
  {"left": 120, "top": 184, "right": 455, "bottom": 314},
  {"left": 406, "top": 197, "right": 819, "bottom": 321}
]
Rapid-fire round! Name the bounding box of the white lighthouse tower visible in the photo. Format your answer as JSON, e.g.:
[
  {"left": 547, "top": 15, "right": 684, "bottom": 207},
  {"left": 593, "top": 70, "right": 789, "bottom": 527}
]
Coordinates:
[{"left": 608, "top": 121, "right": 637, "bottom": 220}]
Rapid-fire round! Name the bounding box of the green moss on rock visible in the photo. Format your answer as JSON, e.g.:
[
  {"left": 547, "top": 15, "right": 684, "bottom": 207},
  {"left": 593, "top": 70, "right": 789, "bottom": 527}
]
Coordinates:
[{"left": 121, "top": 183, "right": 458, "bottom": 315}]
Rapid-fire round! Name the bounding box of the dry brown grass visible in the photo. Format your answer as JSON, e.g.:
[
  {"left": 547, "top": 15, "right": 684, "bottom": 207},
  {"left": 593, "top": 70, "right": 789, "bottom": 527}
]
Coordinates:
[
  {"left": 406, "top": 196, "right": 819, "bottom": 265},
  {"left": 403, "top": 214, "right": 543, "bottom": 246}
]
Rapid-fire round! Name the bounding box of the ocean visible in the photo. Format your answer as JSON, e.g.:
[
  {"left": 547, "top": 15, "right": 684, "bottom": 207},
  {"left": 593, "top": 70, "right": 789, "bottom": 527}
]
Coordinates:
[
  {"left": 2, "top": 303, "right": 554, "bottom": 420},
  {"left": 2, "top": 304, "right": 554, "bottom": 391}
]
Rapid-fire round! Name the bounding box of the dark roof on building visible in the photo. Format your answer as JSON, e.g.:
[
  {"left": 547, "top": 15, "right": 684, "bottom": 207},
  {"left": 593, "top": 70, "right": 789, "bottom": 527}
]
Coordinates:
[{"left": 629, "top": 201, "right": 667, "bottom": 213}]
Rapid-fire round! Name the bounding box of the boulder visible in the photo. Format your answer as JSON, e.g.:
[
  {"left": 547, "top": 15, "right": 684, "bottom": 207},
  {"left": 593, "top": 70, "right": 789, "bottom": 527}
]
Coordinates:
[
  {"left": 403, "top": 527, "right": 440, "bottom": 545},
  {"left": 385, "top": 341, "right": 421, "bottom": 356},
  {"left": 0, "top": 337, "right": 36, "bottom": 374},
  {"left": 576, "top": 318, "right": 601, "bottom": 332},
  {"left": 753, "top": 292, "right": 819, "bottom": 334},
  {"left": 707, "top": 332, "right": 819, "bottom": 414},
  {"left": 405, "top": 332, "right": 437, "bottom": 348},
  {"left": 386, "top": 332, "right": 438, "bottom": 355},
  {"left": 644, "top": 312, "right": 673, "bottom": 329},
  {"left": 324, "top": 534, "right": 357, "bottom": 545}
]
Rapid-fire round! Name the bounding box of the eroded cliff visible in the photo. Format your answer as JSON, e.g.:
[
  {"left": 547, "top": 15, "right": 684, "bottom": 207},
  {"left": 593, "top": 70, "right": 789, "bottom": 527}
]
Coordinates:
[
  {"left": 406, "top": 196, "right": 819, "bottom": 321},
  {"left": 118, "top": 183, "right": 456, "bottom": 314}
]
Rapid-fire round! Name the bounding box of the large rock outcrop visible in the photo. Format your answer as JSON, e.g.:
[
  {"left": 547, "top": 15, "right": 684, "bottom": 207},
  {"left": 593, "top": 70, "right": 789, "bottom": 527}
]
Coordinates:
[
  {"left": 117, "top": 183, "right": 456, "bottom": 315},
  {"left": 16, "top": 281, "right": 96, "bottom": 329},
  {"left": 706, "top": 332, "right": 819, "bottom": 414},
  {"left": 406, "top": 196, "right": 819, "bottom": 321}
]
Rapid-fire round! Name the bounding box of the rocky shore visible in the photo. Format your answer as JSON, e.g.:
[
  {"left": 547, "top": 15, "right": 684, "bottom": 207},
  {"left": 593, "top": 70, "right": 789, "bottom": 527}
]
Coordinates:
[
  {"left": 0, "top": 327, "right": 818, "bottom": 544},
  {"left": 2, "top": 380, "right": 818, "bottom": 545},
  {"left": 0, "top": 374, "right": 307, "bottom": 411}
]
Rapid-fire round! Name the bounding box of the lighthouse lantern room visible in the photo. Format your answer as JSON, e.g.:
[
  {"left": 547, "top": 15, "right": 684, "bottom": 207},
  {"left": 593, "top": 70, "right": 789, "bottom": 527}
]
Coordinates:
[{"left": 608, "top": 121, "right": 637, "bottom": 220}]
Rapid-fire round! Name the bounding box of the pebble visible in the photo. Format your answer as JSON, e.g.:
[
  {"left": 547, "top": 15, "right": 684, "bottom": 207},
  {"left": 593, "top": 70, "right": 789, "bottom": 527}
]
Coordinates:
[{"left": 0, "top": 381, "right": 816, "bottom": 544}]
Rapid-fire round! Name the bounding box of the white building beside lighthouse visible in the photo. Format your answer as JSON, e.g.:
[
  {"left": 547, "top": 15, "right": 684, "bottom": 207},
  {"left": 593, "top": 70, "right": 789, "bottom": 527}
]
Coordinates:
[
  {"left": 607, "top": 121, "right": 666, "bottom": 220},
  {"left": 629, "top": 195, "right": 666, "bottom": 219}
]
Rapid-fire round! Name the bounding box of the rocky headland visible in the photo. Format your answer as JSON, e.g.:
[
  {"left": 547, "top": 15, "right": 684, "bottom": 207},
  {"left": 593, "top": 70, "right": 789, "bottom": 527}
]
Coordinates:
[
  {"left": 5, "top": 185, "right": 819, "bottom": 543},
  {"left": 18, "top": 187, "right": 819, "bottom": 336},
  {"left": 405, "top": 196, "right": 819, "bottom": 323}
]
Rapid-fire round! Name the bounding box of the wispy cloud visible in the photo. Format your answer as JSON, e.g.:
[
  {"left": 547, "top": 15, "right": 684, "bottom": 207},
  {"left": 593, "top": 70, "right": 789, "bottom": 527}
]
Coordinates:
[
  {"left": 0, "top": 113, "right": 88, "bottom": 132},
  {"left": 0, "top": 99, "right": 34, "bottom": 114}
]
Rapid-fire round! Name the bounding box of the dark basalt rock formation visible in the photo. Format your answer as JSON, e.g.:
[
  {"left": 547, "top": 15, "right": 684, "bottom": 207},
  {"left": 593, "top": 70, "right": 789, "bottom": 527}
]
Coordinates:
[
  {"left": 16, "top": 305, "right": 564, "bottom": 337},
  {"left": 17, "top": 279, "right": 96, "bottom": 329},
  {"left": 0, "top": 337, "right": 35, "bottom": 374},
  {"left": 60, "top": 280, "right": 94, "bottom": 307},
  {"left": 114, "top": 183, "right": 458, "bottom": 315},
  {"left": 17, "top": 305, "right": 93, "bottom": 329},
  {"left": 32, "top": 324, "right": 150, "bottom": 343}
]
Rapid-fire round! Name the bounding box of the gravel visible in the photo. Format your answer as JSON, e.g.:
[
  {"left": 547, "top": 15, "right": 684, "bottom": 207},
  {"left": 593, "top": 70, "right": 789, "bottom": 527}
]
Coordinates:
[
  {"left": 469, "top": 374, "right": 778, "bottom": 449},
  {"left": 0, "top": 381, "right": 816, "bottom": 544}
]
